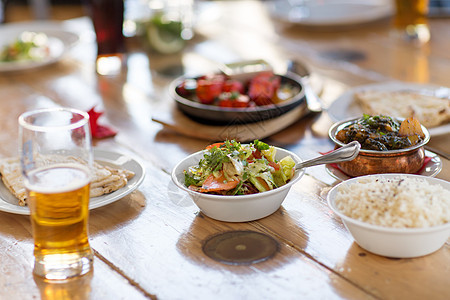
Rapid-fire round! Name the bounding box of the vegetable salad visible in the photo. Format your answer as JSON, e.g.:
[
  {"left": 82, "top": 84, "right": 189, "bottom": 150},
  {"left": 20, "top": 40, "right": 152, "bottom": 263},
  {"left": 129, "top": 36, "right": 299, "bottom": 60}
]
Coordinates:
[
  {"left": 0, "top": 32, "right": 49, "bottom": 62},
  {"left": 184, "top": 140, "right": 296, "bottom": 195}
]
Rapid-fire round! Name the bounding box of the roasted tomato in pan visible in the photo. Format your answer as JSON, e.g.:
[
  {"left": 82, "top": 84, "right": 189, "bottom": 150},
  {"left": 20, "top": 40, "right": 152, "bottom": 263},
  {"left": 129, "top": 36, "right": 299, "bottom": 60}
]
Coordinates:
[
  {"left": 233, "top": 94, "right": 250, "bottom": 107},
  {"left": 176, "top": 71, "right": 298, "bottom": 108},
  {"left": 218, "top": 92, "right": 250, "bottom": 108},
  {"left": 223, "top": 79, "right": 245, "bottom": 94},
  {"left": 247, "top": 72, "right": 281, "bottom": 106},
  {"left": 196, "top": 75, "right": 225, "bottom": 104}
]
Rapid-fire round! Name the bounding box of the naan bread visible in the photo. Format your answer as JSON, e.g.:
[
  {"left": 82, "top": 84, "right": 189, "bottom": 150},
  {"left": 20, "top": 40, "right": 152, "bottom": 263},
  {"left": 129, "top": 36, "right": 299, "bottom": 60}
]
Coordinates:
[
  {"left": 89, "top": 165, "right": 130, "bottom": 197},
  {"left": 0, "top": 158, "right": 27, "bottom": 206},
  {"left": 0, "top": 156, "right": 135, "bottom": 206},
  {"left": 355, "top": 90, "right": 450, "bottom": 128}
]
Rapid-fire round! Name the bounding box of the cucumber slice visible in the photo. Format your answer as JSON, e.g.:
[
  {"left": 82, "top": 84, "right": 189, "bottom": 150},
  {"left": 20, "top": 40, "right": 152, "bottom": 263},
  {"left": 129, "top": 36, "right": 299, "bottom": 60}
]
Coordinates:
[{"left": 279, "top": 156, "right": 295, "bottom": 179}]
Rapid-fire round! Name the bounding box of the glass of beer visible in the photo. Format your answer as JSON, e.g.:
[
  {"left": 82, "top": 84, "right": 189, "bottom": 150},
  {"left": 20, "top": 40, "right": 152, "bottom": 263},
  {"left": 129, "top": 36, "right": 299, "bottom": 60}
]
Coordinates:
[
  {"left": 393, "top": 0, "right": 430, "bottom": 43},
  {"left": 19, "top": 107, "right": 93, "bottom": 280}
]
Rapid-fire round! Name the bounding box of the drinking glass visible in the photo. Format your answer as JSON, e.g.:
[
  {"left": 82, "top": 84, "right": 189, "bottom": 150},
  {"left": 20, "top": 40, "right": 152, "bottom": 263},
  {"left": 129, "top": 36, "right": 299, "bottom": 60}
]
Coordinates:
[
  {"left": 139, "top": 0, "right": 194, "bottom": 54},
  {"left": 86, "top": 0, "right": 125, "bottom": 75},
  {"left": 19, "top": 107, "right": 93, "bottom": 280},
  {"left": 393, "top": 0, "right": 430, "bottom": 43}
]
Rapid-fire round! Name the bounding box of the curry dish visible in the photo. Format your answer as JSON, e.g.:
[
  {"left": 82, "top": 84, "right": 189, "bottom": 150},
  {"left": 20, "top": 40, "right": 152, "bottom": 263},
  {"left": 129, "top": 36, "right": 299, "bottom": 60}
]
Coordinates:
[{"left": 335, "top": 115, "right": 425, "bottom": 151}]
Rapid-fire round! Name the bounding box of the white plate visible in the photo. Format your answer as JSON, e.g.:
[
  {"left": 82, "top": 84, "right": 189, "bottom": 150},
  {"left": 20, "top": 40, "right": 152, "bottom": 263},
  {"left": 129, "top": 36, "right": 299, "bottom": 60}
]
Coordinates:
[
  {"left": 0, "top": 149, "right": 145, "bottom": 215},
  {"left": 327, "top": 81, "right": 450, "bottom": 136},
  {"left": 325, "top": 150, "right": 443, "bottom": 181},
  {"left": 0, "top": 21, "right": 79, "bottom": 72},
  {"left": 268, "top": 0, "right": 394, "bottom": 27}
]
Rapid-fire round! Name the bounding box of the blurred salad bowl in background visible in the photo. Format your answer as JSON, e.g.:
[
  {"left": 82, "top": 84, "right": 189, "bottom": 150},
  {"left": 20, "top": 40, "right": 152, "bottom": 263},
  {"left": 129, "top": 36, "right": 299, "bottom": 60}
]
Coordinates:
[
  {"left": 171, "top": 140, "right": 304, "bottom": 222},
  {"left": 0, "top": 31, "right": 50, "bottom": 63}
]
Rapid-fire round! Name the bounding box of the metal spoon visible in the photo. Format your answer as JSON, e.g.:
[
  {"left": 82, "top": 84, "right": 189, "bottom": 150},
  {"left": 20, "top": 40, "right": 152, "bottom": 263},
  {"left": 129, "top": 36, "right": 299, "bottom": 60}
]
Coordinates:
[
  {"left": 287, "top": 60, "right": 324, "bottom": 113},
  {"left": 295, "top": 141, "right": 361, "bottom": 170}
]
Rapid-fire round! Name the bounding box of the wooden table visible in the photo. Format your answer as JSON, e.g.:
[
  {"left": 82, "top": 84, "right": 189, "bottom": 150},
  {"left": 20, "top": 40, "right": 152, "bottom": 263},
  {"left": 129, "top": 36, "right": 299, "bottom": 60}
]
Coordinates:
[{"left": 0, "top": 1, "right": 449, "bottom": 299}]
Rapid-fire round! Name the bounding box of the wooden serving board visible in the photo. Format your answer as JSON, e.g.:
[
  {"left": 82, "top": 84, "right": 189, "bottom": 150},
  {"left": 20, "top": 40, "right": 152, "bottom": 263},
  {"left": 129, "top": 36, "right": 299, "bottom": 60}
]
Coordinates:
[{"left": 151, "top": 99, "right": 310, "bottom": 142}]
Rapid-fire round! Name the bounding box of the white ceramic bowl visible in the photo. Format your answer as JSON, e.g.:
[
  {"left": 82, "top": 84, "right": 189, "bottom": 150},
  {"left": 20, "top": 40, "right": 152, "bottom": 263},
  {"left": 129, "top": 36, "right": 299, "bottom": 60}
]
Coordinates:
[
  {"left": 172, "top": 147, "right": 305, "bottom": 222},
  {"left": 327, "top": 174, "right": 450, "bottom": 258}
]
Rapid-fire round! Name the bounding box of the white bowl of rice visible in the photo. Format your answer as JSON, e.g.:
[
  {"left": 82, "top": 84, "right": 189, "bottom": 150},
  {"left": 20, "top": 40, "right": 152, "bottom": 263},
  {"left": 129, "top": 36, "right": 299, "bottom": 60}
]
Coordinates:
[{"left": 327, "top": 174, "right": 450, "bottom": 258}]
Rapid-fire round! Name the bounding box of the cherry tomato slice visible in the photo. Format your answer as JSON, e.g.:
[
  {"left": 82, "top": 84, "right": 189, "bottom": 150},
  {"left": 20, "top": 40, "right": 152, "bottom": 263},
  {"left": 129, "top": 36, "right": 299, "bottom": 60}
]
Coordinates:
[
  {"left": 248, "top": 71, "right": 281, "bottom": 106},
  {"left": 223, "top": 80, "right": 244, "bottom": 94},
  {"left": 196, "top": 79, "right": 223, "bottom": 104},
  {"left": 205, "top": 142, "right": 225, "bottom": 150}
]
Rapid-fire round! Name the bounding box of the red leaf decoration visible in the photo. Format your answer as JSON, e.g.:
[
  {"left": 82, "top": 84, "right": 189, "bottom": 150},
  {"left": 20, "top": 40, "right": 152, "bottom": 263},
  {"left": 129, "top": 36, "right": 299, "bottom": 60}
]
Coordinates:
[{"left": 87, "top": 107, "right": 117, "bottom": 139}]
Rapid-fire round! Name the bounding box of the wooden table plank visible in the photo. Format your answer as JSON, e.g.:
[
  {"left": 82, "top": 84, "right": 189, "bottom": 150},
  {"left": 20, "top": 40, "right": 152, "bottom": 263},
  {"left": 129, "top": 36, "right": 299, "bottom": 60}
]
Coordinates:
[
  {"left": 0, "top": 1, "right": 449, "bottom": 299},
  {"left": 256, "top": 176, "right": 450, "bottom": 300},
  {"left": 0, "top": 211, "right": 153, "bottom": 299},
  {"left": 86, "top": 163, "right": 375, "bottom": 299}
]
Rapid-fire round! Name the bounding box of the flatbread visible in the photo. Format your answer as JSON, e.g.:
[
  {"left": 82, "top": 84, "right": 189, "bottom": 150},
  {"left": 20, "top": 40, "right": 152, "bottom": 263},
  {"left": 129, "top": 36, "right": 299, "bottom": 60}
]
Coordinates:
[
  {"left": 355, "top": 90, "right": 450, "bottom": 128},
  {"left": 0, "top": 158, "right": 27, "bottom": 206},
  {"left": 0, "top": 156, "right": 135, "bottom": 206},
  {"left": 90, "top": 177, "right": 127, "bottom": 197}
]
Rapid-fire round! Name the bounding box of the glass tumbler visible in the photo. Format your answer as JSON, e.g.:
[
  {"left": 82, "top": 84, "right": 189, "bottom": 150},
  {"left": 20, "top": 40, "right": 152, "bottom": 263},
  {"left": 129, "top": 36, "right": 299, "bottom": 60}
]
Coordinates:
[
  {"left": 86, "top": 0, "right": 125, "bottom": 75},
  {"left": 19, "top": 107, "right": 93, "bottom": 280},
  {"left": 393, "top": 0, "right": 430, "bottom": 43}
]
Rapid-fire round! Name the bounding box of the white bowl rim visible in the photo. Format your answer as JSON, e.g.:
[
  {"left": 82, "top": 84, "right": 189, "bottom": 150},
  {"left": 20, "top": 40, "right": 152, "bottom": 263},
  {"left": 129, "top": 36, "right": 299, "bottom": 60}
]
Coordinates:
[
  {"left": 171, "top": 146, "right": 305, "bottom": 201},
  {"left": 327, "top": 173, "right": 450, "bottom": 234}
]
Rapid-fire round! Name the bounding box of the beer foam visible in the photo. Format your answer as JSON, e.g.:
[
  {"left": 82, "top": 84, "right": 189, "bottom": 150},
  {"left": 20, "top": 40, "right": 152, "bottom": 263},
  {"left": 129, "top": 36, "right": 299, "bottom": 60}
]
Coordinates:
[{"left": 25, "top": 163, "right": 90, "bottom": 194}]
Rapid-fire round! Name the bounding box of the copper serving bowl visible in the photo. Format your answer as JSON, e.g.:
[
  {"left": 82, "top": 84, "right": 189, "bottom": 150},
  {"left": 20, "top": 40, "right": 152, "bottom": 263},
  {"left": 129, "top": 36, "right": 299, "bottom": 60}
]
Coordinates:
[{"left": 328, "top": 118, "right": 430, "bottom": 177}]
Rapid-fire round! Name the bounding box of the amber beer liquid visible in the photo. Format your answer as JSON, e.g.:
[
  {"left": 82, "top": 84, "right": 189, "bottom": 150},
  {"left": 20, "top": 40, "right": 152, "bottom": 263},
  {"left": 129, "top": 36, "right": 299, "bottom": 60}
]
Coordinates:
[
  {"left": 25, "top": 164, "right": 92, "bottom": 279},
  {"left": 394, "top": 0, "right": 429, "bottom": 28}
]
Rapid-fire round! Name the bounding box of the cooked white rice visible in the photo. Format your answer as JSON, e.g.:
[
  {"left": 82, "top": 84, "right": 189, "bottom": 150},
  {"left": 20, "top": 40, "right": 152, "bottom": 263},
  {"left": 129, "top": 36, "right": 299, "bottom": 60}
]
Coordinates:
[{"left": 334, "top": 176, "right": 450, "bottom": 228}]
